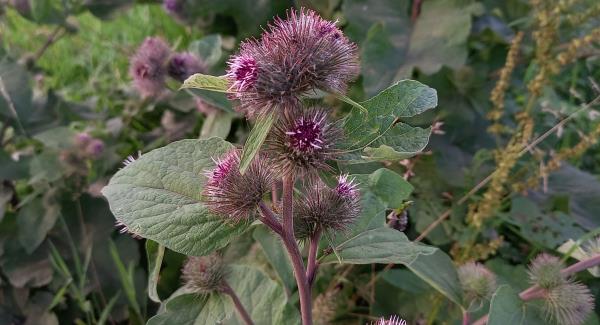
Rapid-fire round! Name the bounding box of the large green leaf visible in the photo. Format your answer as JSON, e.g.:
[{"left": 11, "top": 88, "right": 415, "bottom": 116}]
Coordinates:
[
  {"left": 322, "top": 227, "right": 463, "bottom": 307},
  {"left": 147, "top": 265, "right": 299, "bottom": 325},
  {"left": 343, "top": 0, "right": 482, "bottom": 96},
  {"left": 253, "top": 226, "right": 295, "bottom": 295},
  {"left": 239, "top": 110, "right": 277, "bottom": 174},
  {"left": 17, "top": 194, "right": 60, "bottom": 254},
  {"left": 342, "top": 80, "right": 437, "bottom": 161},
  {"left": 102, "top": 138, "right": 247, "bottom": 256},
  {"left": 488, "top": 285, "right": 544, "bottom": 325}
]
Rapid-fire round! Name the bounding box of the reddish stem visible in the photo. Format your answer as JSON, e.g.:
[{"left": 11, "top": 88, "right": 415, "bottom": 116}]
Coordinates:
[
  {"left": 282, "top": 174, "right": 313, "bottom": 325},
  {"left": 462, "top": 310, "right": 470, "bottom": 325},
  {"left": 258, "top": 201, "right": 283, "bottom": 236},
  {"left": 306, "top": 227, "right": 322, "bottom": 285},
  {"left": 222, "top": 282, "right": 254, "bottom": 325}
]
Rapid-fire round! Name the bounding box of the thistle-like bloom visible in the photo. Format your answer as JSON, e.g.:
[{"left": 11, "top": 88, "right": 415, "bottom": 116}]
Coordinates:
[
  {"left": 168, "top": 52, "right": 206, "bottom": 82},
  {"left": 129, "top": 37, "right": 171, "bottom": 97},
  {"left": 373, "top": 315, "right": 407, "bottom": 325},
  {"left": 203, "top": 150, "right": 274, "bottom": 222},
  {"left": 457, "top": 262, "right": 497, "bottom": 306},
  {"left": 225, "top": 8, "right": 359, "bottom": 116},
  {"left": 543, "top": 282, "right": 594, "bottom": 325},
  {"left": 266, "top": 107, "right": 342, "bottom": 175},
  {"left": 74, "top": 132, "right": 104, "bottom": 159},
  {"left": 295, "top": 175, "right": 360, "bottom": 238},
  {"left": 181, "top": 254, "right": 226, "bottom": 294},
  {"left": 528, "top": 253, "right": 566, "bottom": 289}
]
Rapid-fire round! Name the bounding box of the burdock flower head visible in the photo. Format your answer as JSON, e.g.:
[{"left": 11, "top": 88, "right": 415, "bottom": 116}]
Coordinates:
[
  {"left": 266, "top": 107, "right": 342, "bottom": 175},
  {"left": 203, "top": 150, "right": 274, "bottom": 222},
  {"left": 181, "top": 253, "right": 226, "bottom": 294},
  {"left": 129, "top": 37, "right": 172, "bottom": 97},
  {"left": 457, "top": 262, "right": 497, "bottom": 307},
  {"left": 168, "top": 52, "right": 206, "bottom": 82},
  {"left": 543, "top": 282, "right": 595, "bottom": 325},
  {"left": 295, "top": 175, "right": 360, "bottom": 239},
  {"left": 528, "top": 253, "right": 566, "bottom": 289},
  {"left": 225, "top": 8, "right": 359, "bottom": 116}
]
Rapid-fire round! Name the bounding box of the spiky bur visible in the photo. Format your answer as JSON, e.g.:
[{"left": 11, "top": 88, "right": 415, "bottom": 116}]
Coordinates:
[
  {"left": 129, "top": 37, "right": 171, "bottom": 97},
  {"left": 294, "top": 175, "right": 360, "bottom": 239},
  {"left": 266, "top": 108, "right": 342, "bottom": 175},
  {"left": 543, "top": 282, "right": 594, "bottom": 325},
  {"left": 312, "top": 287, "right": 342, "bottom": 325},
  {"left": 372, "top": 315, "right": 407, "bottom": 325},
  {"left": 203, "top": 150, "right": 274, "bottom": 223},
  {"left": 457, "top": 262, "right": 497, "bottom": 307},
  {"left": 181, "top": 254, "right": 226, "bottom": 294},
  {"left": 528, "top": 253, "right": 566, "bottom": 289},
  {"left": 168, "top": 52, "right": 206, "bottom": 82},
  {"left": 74, "top": 132, "right": 105, "bottom": 159},
  {"left": 225, "top": 8, "right": 359, "bottom": 116}
]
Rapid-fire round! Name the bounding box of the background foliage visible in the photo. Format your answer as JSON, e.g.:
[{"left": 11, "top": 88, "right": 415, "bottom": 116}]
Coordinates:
[{"left": 1, "top": 0, "right": 600, "bottom": 324}]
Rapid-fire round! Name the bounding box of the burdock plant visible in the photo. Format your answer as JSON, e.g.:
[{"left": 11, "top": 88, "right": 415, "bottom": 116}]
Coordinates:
[{"left": 104, "top": 7, "right": 443, "bottom": 325}]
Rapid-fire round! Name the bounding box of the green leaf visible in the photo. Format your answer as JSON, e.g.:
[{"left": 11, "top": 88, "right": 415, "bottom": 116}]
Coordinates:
[
  {"left": 227, "top": 265, "right": 300, "bottom": 325},
  {"left": 17, "top": 194, "right": 60, "bottom": 254},
  {"left": 343, "top": 0, "right": 482, "bottom": 95},
  {"left": 253, "top": 226, "right": 295, "bottom": 294},
  {"left": 181, "top": 74, "right": 229, "bottom": 93},
  {"left": 239, "top": 110, "right": 277, "bottom": 174},
  {"left": 102, "top": 138, "right": 247, "bottom": 256},
  {"left": 200, "top": 111, "right": 234, "bottom": 139},
  {"left": 322, "top": 227, "right": 463, "bottom": 307},
  {"left": 488, "top": 285, "right": 545, "bottom": 325},
  {"left": 342, "top": 80, "right": 437, "bottom": 161},
  {"left": 148, "top": 265, "right": 299, "bottom": 325},
  {"left": 189, "top": 35, "right": 223, "bottom": 68},
  {"left": 146, "top": 240, "right": 165, "bottom": 303},
  {"left": 367, "top": 168, "right": 414, "bottom": 207}
]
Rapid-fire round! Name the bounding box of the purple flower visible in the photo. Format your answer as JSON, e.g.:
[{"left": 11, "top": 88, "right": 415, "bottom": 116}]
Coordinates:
[
  {"left": 129, "top": 37, "right": 171, "bottom": 97},
  {"left": 203, "top": 150, "right": 274, "bottom": 223},
  {"left": 294, "top": 176, "right": 360, "bottom": 238},
  {"left": 163, "top": 0, "right": 182, "bottom": 14},
  {"left": 226, "top": 8, "right": 359, "bottom": 116},
  {"left": 373, "top": 316, "right": 407, "bottom": 325},
  {"left": 168, "top": 52, "right": 206, "bottom": 82},
  {"left": 266, "top": 107, "right": 342, "bottom": 175},
  {"left": 85, "top": 139, "right": 105, "bottom": 159}
]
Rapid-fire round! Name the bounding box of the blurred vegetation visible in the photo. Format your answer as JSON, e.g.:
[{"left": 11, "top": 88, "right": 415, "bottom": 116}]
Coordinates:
[{"left": 1, "top": 0, "right": 600, "bottom": 324}]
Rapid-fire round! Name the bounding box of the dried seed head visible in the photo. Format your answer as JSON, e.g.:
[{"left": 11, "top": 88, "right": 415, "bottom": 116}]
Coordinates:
[
  {"left": 168, "top": 52, "right": 206, "bottom": 82},
  {"left": 528, "top": 253, "right": 566, "bottom": 289},
  {"left": 129, "top": 37, "right": 171, "bottom": 97},
  {"left": 266, "top": 107, "right": 342, "bottom": 175},
  {"left": 457, "top": 262, "right": 497, "bottom": 306},
  {"left": 225, "top": 8, "right": 359, "bottom": 116},
  {"left": 295, "top": 175, "right": 360, "bottom": 238},
  {"left": 312, "top": 287, "right": 342, "bottom": 325},
  {"left": 203, "top": 150, "right": 274, "bottom": 222},
  {"left": 372, "top": 315, "right": 407, "bottom": 325},
  {"left": 181, "top": 254, "right": 226, "bottom": 294},
  {"left": 543, "top": 282, "right": 595, "bottom": 325}
]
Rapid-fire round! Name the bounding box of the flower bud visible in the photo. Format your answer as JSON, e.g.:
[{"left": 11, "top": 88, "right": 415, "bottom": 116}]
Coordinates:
[
  {"left": 266, "top": 107, "right": 342, "bottom": 175},
  {"left": 543, "top": 282, "right": 594, "bottom": 325},
  {"left": 295, "top": 175, "right": 360, "bottom": 237},
  {"left": 457, "top": 262, "right": 497, "bottom": 306},
  {"left": 85, "top": 139, "right": 105, "bottom": 159},
  {"left": 129, "top": 37, "right": 171, "bottom": 97},
  {"left": 528, "top": 253, "right": 566, "bottom": 289},
  {"left": 168, "top": 52, "right": 206, "bottom": 82},
  {"left": 203, "top": 150, "right": 274, "bottom": 222},
  {"left": 181, "top": 253, "right": 226, "bottom": 294}
]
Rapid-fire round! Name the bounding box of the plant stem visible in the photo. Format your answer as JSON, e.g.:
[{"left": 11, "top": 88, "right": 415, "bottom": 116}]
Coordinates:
[
  {"left": 222, "top": 282, "right": 255, "bottom": 325},
  {"left": 306, "top": 227, "right": 322, "bottom": 285},
  {"left": 462, "top": 310, "right": 470, "bottom": 325},
  {"left": 258, "top": 201, "right": 283, "bottom": 236},
  {"left": 281, "top": 174, "right": 313, "bottom": 325},
  {"left": 473, "top": 253, "right": 600, "bottom": 325}
]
